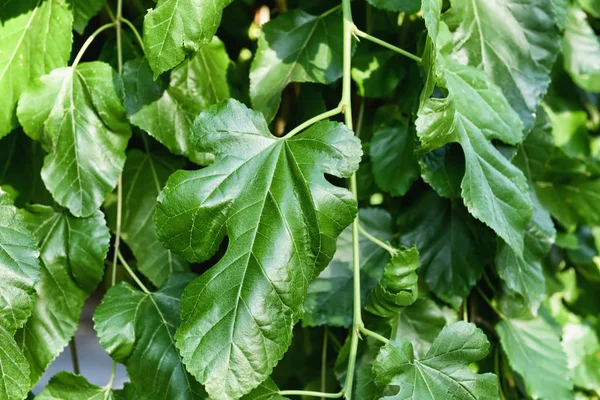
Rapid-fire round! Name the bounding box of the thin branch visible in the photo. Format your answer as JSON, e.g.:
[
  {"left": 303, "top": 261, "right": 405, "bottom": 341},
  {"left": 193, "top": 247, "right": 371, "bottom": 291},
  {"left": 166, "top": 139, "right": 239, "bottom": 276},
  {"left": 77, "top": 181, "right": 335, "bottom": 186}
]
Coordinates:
[
  {"left": 358, "top": 224, "right": 396, "bottom": 255},
  {"left": 285, "top": 106, "right": 343, "bottom": 138},
  {"left": 72, "top": 23, "right": 116, "bottom": 67},
  {"left": 278, "top": 390, "right": 344, "bottom": 398},
  {"left": 321, "top": 327, "right": 328, "bottom": 400},
  {"left": 359, "top": 326, "right": 389, "bottom": 344},
  {"left": 69, "top": 338, "right": 80, "bottom": 375},
  {"left": 353, "top": 28, "right": 422, "bottom": 63},
  {"left": 117, "top": 251, "right": 151, "bottom": 294},
  {"left": 121, "top": 18, "right": 144, "bottom": 49}
]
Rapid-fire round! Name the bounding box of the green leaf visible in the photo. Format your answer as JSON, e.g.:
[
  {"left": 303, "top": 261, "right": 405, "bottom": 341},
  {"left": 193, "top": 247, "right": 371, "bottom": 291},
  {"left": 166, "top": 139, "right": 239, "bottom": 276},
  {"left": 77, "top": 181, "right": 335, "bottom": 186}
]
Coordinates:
[
  {"left": 17, "top": 61, "right": 131, "bottom": 218},
  {"left": 513, "top": 108, "right": 555, "bottom": 182},
  {"left": 0, "top": 189, "right": 40, "bottom": 333},
  {"left": 367, "top": 0, "right": 421, "bottom": 13},
  {"left": 0, "top": 0, "right": 72, "bottom": 138},
  {"left": 495, "top": 194, "right": 555, "bottom": 315},
  {"left": 0, "top": 131, "right": 52, "bottom": 208},
  {"left": 419, "top": 144, "right": 464, "bottom": 198},
  {"left": 365, "top": 246, "right": 419, "bottom": 318},
  {"left": 36, "top": 372, "right": 117, "bottom": 400},
  {"left": 394, "top": 298, "right": 453, "bottom": 358},
  {"left": 536, "top": 166, "right": 600, "bottom": 228},
  {"left": 372, "top": 321, "right": 498, "bottom": 399},
  {"left": 370, "top": 117, "right": 419, "bottom": 197},
  {"left": 552, "top": 0, "right": 570, "bottom": 29},
  {"left": 416, "top": 59, "right": 531, "bottom": 255},
  {"left": 143, "top": 0, "right": 233, "bottom": 76},
  {"left": 106, "top": 149, "right": 189, "bottom": 287},
  {"left": 562, "top": 323, "right": 600, "bottom": 391},
  {"left": 351, "top": 42, "right": 405, "bottom": 98},
  {"left": 0, "top": 325, "right": 29, "bottom": 400},
  {"left": 124, "top": 37, "right": 231, "bottom": 165},
  {"left": 562, "top": 8, "right": 600, "bottom": 93},
  {"left": 304, "top": 208, "right": 392, "bottom": 327},
  {"left": 398, "top": 189, "right": 495, "bottom": 308},
  {"left": 497, "top": 317, "right": 573, "bottom": 399},
  {"left": 155, "top": 99, "right": 361, "bottom": 399},
  {"left": 579, "top": 0, "right": 600, "bottom": 16},
  {"left": 94, "top": 274, "right": 205, "bottom": 399},
  {"left": 69, "top": 0, "right": 107, "bottom": 34},
  {"left": 250, "top": 9, "right": 343, "bottom": 121},
  {"left": 443, "top": 0, "right": 560, "bottom": 128},
  {"left": 15, "top": 205, "right": 110, "bottom": 385}
]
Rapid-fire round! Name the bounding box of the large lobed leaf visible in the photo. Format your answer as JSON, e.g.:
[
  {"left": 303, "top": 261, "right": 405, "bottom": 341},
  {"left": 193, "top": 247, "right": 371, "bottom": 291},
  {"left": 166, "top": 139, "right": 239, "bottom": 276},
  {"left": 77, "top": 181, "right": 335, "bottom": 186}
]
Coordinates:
[
  {"left": 416, "top": 59, "right": 531, "bottom": 256},
  {"left": 155, "top": 99, "right": 361, "bottom": 399},
  {"left": 444, "top": 0, "right": 560, "bottom": 129},
  {"left": 36, "top": 372, "right": 119, "bottom": 400},
  {"left": 0, "top": 0, "right": 72, "bottom": 138},
  {"left": 94, "top": 274, "right": 205, "bottom": 399},
  {"left": 0, "top": 325, "right": 29, "bottom": 400},
  {"left": 250, "top": 9, "right": 343, "bottom": 121},
  {"left": 17, "top": 62, "right": 131, "bottom": 218},
  {"left": 143, "top": 0, "right": 234, "bottom": 76},
  {"left": 15, "top": 205, "right": 110, "bottom": 386},
  {"left": 373, "top": 321, "right": 498, "bottom": 399},
  {"left": 0, "top": 190, "right": 40, "bottom": 333}
]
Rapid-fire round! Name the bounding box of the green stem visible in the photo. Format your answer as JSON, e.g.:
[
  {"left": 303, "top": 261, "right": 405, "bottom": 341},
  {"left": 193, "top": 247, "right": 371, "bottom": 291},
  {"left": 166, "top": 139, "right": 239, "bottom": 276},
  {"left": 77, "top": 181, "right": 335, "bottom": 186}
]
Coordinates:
[
  {"left": 121, "top": 17, "right": 144, "bottom": 49},
  {"left": 105, "top": 361, "right": 117, "bottom": 390},
  {"left": 353, "top": 28, "right": 422, "bottom": 63},
  {"left": 72, "top": 23, "right": 116, "bottom": 67},
  {"left": 341, "top": 1, "right": 360, "bottom": 399},
  {"left": 286, "top": 106, "right": 343, "bottom": 138},
  {"left": 359, "top": 326, "right": 389, "bottom": 344},
  {"left": 321, "top": 4, "right": 342, "bottom": 18},
  {"left": 321, "top": 327, "right": 329, "bottom": 399},
  {"left": 475, "top": 286, "right": 505, "bottom": 320},
  {"left": 357, "top": 224, "right": 396, "bottom": 255},
  {"left": 117, "top": 251, "right": 151, "bottom": 294},
  {"left": 69, "top": 337, "right": 80, "bottom": 375},
  {"left": 278, "top": 390, "right": 344, "bottom": 398},
  {"left": 116, "top": 0, "right": 123, "bottom": 74}
]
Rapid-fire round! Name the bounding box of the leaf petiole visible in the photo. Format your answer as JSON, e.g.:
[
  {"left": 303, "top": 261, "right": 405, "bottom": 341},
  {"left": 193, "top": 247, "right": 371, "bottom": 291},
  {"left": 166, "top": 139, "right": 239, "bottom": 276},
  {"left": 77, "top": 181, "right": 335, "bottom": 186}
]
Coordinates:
[
  {"left": 72, "top": 22, "right": 116, "bottom": 67},
  {"left": 117, "top": 251, "right": 151, "bottom": 294},
  {"left": 278, "top": 389, "right": 344, "bottom": 398},
  {"left": 285, "top": 105, "right": 343, "bottom": 138},
  {"left": 121, "top": 18, "right": 144, "bottom": 50},
  {"left": 353, "top": 28, "right": 422, "bottom": 64},
  {"left": 357, "top": 224, "right": 396, "bottom": 255},
  {"left": 359, "top": 325, "right": 389, "bottom": 344}
]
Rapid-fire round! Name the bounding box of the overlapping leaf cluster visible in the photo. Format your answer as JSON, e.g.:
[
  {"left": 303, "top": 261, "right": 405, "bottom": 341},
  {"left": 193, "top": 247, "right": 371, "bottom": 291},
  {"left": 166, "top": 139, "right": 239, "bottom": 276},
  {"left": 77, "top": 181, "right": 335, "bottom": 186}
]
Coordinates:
[{"left": 0, "top": 0, "right": 599, "bottom": 399}]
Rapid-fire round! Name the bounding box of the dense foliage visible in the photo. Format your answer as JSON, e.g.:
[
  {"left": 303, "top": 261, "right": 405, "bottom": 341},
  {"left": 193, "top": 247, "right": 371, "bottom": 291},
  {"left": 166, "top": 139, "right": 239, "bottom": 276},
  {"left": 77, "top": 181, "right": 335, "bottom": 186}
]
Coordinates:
[{"left": 0, "top": 0, "right": 599, "bottom": 399}]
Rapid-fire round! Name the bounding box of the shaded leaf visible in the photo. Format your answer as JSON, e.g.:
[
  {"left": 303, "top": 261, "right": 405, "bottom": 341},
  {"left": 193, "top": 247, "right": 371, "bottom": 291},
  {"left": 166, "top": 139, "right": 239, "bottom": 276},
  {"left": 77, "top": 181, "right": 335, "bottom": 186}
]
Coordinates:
[
  {"left": 241, "top": 378, "right": 288, "bottom": 400},
  {"left": 373, "top": 322, "right": 498, "bottom": 399},
  {"left": 155, "top": 99, "right": 360, "bottom": 399},
  {"left": 365, "top": 246, "right": 419, "bottom": 318},
  {"left": 0, "top": 0, "right": 72, "bottom": 138},
  {"left": 124, "top": 37, "right": 230, "bottom": 165},
  {"left": 416, "top": 59, "right": 531, "bottom": 255},
  {"left": 17, "top": 62, "right": 131, "bottom": 218},
  {"left": 304, "top": 208, "right": 392, "bottom": 327},
  {"left": 352, "top": 43, "right": 405, "bottom": 98},
  {"left": 513, "top": 108, "right": 555, "bottom": 182},
  {"left": 94, "top": 274, "right": 205, "bottom": 399},
  {"left": 0, "top": 190, "right": 40, "bottom": 333},
  {"left": 398, "top": 189, "right": 495, "bottom": 308},
  {"left": 250, "top": 9, "right": 343, "bottom": 121},
  {"left": 370, "top": 117, "right": 419, "bottom": 197},
  {"left": 16, "top": 205, "right": 110, "bottom": 385},
  {"left": 497, "top": 317, "right": 573, "bottom": 399},
  {"left": 444, "top": 0, "right": 560, "bottom": 129},
  {"left": 106, "top": 150, "right": 188, "bottom": 287},
  {"left": 143, "top": 0, "right": 233, "bottom": 76},
  {"left": 368, "top": 0, "right": 421, "bottom": 13},
  {"left": 69, "top": 0, "right": 107, "bottom": 34},
  {"left": 419, "top": 144, "right": 464, "bottom": 198}
]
